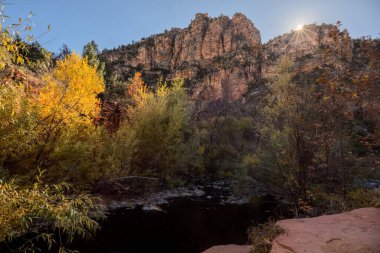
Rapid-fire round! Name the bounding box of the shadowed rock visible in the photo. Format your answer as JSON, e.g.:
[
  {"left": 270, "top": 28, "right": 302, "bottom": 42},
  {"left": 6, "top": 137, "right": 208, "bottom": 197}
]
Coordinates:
[{"left": 202, "top": 244, "right": 251, "bottom": 253}]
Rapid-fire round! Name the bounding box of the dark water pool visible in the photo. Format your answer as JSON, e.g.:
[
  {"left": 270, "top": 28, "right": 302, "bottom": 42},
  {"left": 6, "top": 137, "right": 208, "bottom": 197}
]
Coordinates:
[{"left": 74, "top": 195, "right": 277, "bottom": 253}]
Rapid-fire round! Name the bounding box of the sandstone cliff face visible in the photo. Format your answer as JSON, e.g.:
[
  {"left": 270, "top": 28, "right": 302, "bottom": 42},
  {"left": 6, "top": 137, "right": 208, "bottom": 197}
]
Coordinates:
[
  {"left": 0, "top": 64, "right": 45, "bottom": 88},
  {"left": 261, "top": 24, "right": 380, "bottom": 129},
  {"left": 102, "top": 13, "right": 262, "bottom": 102},
  {"left": 262, "top": 24, "right": 353, "bottom": 78},
  {"left": 103, "top": 13, "right": 379, "bottom": 110},
  {"left": 262, "top": 23, "right": 379, "bottom": 84}
]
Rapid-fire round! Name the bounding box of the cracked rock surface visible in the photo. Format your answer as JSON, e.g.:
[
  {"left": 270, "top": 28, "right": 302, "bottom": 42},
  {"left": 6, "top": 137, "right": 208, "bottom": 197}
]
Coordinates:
[
  {"left": 271, "top": 208, "right": 380, "bottom": 253},
  {"left": 201, "top": 208, "right": 380, "bottom": 253}
]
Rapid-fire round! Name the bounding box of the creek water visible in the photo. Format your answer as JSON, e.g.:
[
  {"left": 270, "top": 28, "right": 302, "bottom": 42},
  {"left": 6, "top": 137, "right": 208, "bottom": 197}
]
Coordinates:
[{"left": 74, "top": 194, "right": 278, "bottom": 253}]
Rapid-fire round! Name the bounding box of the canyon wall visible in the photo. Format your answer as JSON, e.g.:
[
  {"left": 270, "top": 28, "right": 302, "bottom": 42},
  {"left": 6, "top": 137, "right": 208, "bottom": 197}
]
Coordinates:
[
  {"left": 102, "top": 13, "right": 262, "bottom": 102},
  {"left": 102, "top": 13, "right": 379, "bottom": 110}
]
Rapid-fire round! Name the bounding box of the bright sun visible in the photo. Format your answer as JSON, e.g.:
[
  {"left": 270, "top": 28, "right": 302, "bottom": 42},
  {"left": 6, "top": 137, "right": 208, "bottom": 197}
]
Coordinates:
[{"left": 295, "top": 24, "right": 304, "bottom": 31}]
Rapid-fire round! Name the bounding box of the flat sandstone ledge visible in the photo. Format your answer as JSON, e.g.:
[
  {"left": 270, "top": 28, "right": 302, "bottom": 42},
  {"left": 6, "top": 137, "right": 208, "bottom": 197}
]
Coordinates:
[
  {"left": 202, "top": 207, "right": 380, "bottom": 253},
  {"left": 202, "top": 245, "right": 252, "bottom": 253}
]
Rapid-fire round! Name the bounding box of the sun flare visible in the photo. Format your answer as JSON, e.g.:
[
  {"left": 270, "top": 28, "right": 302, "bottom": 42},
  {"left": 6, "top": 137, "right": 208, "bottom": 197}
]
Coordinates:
[{"left": 295, "top": 24, "right": 304, "bottom": 31}]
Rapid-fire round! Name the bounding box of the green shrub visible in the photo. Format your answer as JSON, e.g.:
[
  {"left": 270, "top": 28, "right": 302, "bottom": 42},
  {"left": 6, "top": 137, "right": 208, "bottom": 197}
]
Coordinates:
[
  {"left": 309, "top": 190, "right": 349, "bottom": 215},
  {"left": 0, "top": 174, "right": 105, "bottom": 252},
  {"left": 307, "top": 187, "right": 380, "bottom": 215},
  {"left": 47, "top": 127, "right": 122, "bottom": 186},
  {"left": 347, "top": 188, "right": 380, "bottom": 209},
  {"left": 198, "top": 116, "right": 255, "bottom": 178},
  {"left": 26, "top": 42, "right": 53, "bottom": 73},
  {"left": 117, "top": 77, "right": 203, "bottom": 183},
  {"left": 248, "top": 221, "right": 284, "bottom": 253},
  {"left": 0, "top": 80, "right": 40, "bottom": 172}
]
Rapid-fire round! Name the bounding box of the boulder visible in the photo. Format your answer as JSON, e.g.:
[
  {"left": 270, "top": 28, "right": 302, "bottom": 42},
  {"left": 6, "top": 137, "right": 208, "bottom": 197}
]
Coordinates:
[
  {"left": 202, "top": 208, "right": 380, "bottom": 253},
  {"left": 271, "top": 207, "right": 380, "bottom": 253}
]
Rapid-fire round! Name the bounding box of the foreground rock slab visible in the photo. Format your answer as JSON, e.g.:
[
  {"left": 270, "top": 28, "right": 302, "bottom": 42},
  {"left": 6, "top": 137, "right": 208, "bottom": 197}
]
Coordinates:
[
  {"left": 202, "top": 244, "right": 251, "bottom": 253},
  {"left": 271, "top": 207, "right": 380, "bottom": 253}
]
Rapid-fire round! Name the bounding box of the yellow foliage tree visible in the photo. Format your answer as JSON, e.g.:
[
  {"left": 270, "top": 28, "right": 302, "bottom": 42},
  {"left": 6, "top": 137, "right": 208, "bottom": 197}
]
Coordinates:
[
  {"left": 35, "top": 53, "right": 104, "bottom": 163},
  {"left": 37, "top": 53, "right": 104, "bottom": 128}
]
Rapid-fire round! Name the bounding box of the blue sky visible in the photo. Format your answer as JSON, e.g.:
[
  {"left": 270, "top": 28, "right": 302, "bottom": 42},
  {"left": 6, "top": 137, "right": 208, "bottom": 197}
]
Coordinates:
[{"left": 6, "top": 0, "right": 380, "bottom": 53}]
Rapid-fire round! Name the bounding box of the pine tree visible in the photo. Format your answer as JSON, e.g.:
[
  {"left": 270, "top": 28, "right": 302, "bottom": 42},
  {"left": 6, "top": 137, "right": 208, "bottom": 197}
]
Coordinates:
[{"left": 82, "top": 40, "right": 105, "bottom": 76}]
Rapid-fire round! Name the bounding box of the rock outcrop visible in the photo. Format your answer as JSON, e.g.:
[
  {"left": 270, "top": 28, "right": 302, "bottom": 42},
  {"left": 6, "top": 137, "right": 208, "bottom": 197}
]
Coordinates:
[
  {"left": 261, "top": 24, "right": 380, "bottom": 138},
  {"left": 102, "top": 13, "right": 262, "bottom": 102},
  {"left": 201, "top": 208, "right": 380, "bottom": 253},
  {"left": 262, "top": 24, "right": 353, "bottom": 78},
  {"left": 0, "top": 64, "right": 44, "bottom": 88},
  {"left": 261, "top": 23, "right": 379, "bottom": 92},
  {"left": 102, "top": 13, "right": 380, "bottom": 122},
  {"left": 271, "top": 207, "right": 380, "bottom": 253}
]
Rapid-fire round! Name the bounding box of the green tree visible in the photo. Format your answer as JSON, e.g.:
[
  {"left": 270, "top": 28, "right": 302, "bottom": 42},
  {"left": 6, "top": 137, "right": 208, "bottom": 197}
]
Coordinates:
[
  {"left": 254, "top": 56, "right": 317, "bottom": 216},
  {"left": 55, "top": 44, "right": 72, "bottom": 61},
  {"left": 254, "top": 49, "right": 377, "bottom": 216},
  {"left": 198, "top": 116, "right": 255, "bottom": 178},
  {"left": 117, "top": 74, "right": 202, "bottom": 183},
  {"left": 26, "top": 41, "right": 53, "bottom": 73},
  {"left": 82, "top": 40, "right": 105, "bottom": 76}
]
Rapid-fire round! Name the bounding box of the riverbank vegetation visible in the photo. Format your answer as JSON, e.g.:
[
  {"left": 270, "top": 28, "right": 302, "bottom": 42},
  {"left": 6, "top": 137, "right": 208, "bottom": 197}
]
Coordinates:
[
  {"left": 0, "top": 173, "right": 105, "bottom": 253},
  {"left": 1, "top": 1, "right": 379, "bottom": 252},
  {"left": 252, "top": 55, "right": 380, "bottom": 216}
]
